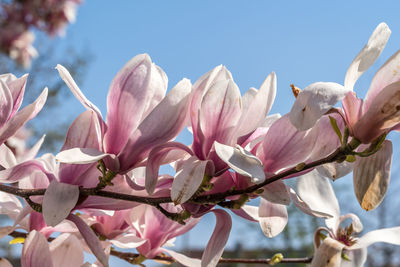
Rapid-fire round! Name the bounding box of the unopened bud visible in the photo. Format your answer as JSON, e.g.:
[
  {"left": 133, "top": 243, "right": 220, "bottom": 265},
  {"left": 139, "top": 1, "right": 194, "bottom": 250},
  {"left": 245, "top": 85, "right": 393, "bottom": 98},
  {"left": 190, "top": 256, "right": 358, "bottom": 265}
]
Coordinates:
[{"left": 270, "top": 253, "right": 283, "bottom": 265}]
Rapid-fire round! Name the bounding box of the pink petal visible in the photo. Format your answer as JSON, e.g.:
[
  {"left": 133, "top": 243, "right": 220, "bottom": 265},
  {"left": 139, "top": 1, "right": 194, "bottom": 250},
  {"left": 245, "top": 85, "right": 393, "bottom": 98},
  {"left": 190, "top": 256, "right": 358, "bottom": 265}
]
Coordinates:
[
  {"left": 191, "top": 65, "right": 233, "bottom": 158},
  {"left": 214, "top": 141, "right": 265, "bottom": 183},
  {"left": 56, "top": 64, "right": 102, "bottom": 118},
  {"left": 235, "top": 72, "right": 276, "bottom": 137},
  {"left": 0, "top": 258, "right": 12, "bottom": 267},
  {"left": 0, "top": 144, "right": 17, "bottom": 168},
  {"left": 353, "top": 140, "right": 392, "bottom": 211},
  {"left": 0, "top": 159, "right": 55, "bottom": 183},
  {"left": 201, "top": 209, "right": 232, "bottom": 267},
  {"left": 8, "top": 74, "right": 28, "bottom": 117},
  {"left": 67, "top": 214, "right": 109, "bottom": 267},
  {"left": 146, "top": 142, "right": 193, "bottom": 195},
  {"left": 289, "top": 82, "right": 349, "bottom": 131},
  {"left": 42, "top": 180, "right": 79, "bottom": 227},
  {"left": 344, "top": 23, "right": 391, "bottom": 90},
  {"left": 56, "top": 147, "right": 116, "bottom": 165},
  {"left": 105, "top": 54, "right": 167, "bottom": 154},
  {"left": 364, "top": 50, "right": 400, "bottom": 111},
  {"left": 21, "top": 134, "right": 45, "bottom": 162},
  {"left": 22, "top": 230, "right": 54, "bottom": 267},
  {"left": 262, "top": 114, "right": 317, "bottom": 173},
  {"left": 49, "top": 233, "right": 84, "bottom": 267},
  {"left": 0, "top": 80, "right": 13, "bottom": 128},
  {"left": 258, "top": 198, "right": 287, "bottom": 238},
  {"left": 353, "top": 81, "right": 400, "bottom": 143},
  {"left": 231, "top": 205, "right": 259, "bottom": 222},
  {"left": 260, "top": 180, "right": 290, "bottom": 205},
  {"left": 0, "top": 88, "right": 47, "bottom": 145},
  {"left": 342, "top": 92, "right": 364, "bottom": 133},
  {"left": 171, "top": 157, "right": 208, "bottom": 204},
  {"left": 198, "top": 79, "right": 242, "bottom": 156},
  {"left": 118, "top": 78, "right": 192, "bottom": 172},
  {"left": 109, "top": 234, "right": 147, "bottom": 249}
]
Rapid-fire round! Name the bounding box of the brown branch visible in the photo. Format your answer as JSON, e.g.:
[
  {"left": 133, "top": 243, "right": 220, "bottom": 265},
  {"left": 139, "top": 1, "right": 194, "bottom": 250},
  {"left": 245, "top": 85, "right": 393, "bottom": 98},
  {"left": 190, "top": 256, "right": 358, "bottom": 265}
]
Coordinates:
[{"left": 9, "top": 231, "right": 312, "bottom": 265}]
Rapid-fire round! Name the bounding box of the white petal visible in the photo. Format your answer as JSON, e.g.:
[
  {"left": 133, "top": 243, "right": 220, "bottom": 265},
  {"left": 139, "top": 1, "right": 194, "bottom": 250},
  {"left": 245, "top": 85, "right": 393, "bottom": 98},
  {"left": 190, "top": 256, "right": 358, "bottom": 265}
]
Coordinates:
[
  {"left": 258, "top": 198, "right": 287, "bottom": 238},
  {"left": 260, "top": 180, "right": 291, "bottom": 205},
  {"left": 289, "top": 188, "right": 333, "bottom": 218},
  {"left": 344, "top": 23, "right": 391, "bottom": 90},
  {"left": 351, "top": 227, "right": 400, "bottom": 249},
  {"left": 289, "top": 82, "right": 349, "bottom": 131},
  {"left": 109, "top": 234, "right": 147, "bottom": 249},
  {"left": 214, "top": 141, "right": 265, "bottom": 183},
  {"left": 56, "top": 148, "right": 116, "bottom": 164}
]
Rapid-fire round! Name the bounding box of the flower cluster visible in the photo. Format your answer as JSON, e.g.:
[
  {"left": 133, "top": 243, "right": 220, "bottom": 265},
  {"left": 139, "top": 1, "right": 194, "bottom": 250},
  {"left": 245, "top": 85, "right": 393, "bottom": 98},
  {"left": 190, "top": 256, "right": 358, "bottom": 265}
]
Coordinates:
[
  {"left": 0, "top": 0, "right": 81, "bottom": 67},
  {"left": 0, "top": 23, "right": 400, "bottom": 267}
]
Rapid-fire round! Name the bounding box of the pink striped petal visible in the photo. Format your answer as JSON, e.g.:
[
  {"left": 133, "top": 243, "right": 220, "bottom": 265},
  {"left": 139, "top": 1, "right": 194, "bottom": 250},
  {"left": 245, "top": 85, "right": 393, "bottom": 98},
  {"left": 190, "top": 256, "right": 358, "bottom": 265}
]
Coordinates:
[
  {"left": 201, "top": 209, "right": 232, "bottom": 267},
  {"left": 353, "top": 140, "right": 392, "bottom": 211},
  {"left": 191, "top": 66, "right": 233, "bottom": 158},
  {"left": 353, "top": 81, "right": 400, "bottom": 143},
  {"left": 0, "top": 144, "right": 17, "bottom": 168},
  {"left": 0, "top": 159, "right": 55, "bottom": 183},
  {"left": 344, "top": 23, "right": 391, "bottom": 90},
  {"left": 22, "top": 230, "right": 53, "bottom": 267},
  {"left": 67, "top": 214, "right": 109, "bottom": 267},
  {"left": 43, "top": 180, "right": 79, "bottom": 227},
  {"left": 8, "top": 74, "right": 28, "bottom": 117},
  {"left": 146, "top": 142, "right": 193, "bottom": 195},
  {"left": 198, "top": 79, "right": 242, "bottom": 156},
  {"left": 289, "top": 82, "right": 349, "bottom": 131},
  {"left": 105, "top": 54, "right": 167, "bottom": 154},
  {"left": 118, "top": 78, "right": 192, "bottom": 172},
  {"left": 262, "top": 114, "right": 317, "bottom": 173},
  {"left": 236, "top": 72, "right": 276, "bottom": 137},
  {"left": 0, "top": 80, "right": 13, "bottom": 128},
  {"left": 49, "top": 234, "right": 84, "bottom": 267},
  {"left": 258, "top": 198, "right": 287, "bottom": 238},
  {"left": 342, "top": 92, "right": 364, "bottom": 133},
  {"left": 171, "top": 157, "right": 208, "bottom": 204},
  {"left": 0, "top": 88, "right": 47, "bottom": 145}
]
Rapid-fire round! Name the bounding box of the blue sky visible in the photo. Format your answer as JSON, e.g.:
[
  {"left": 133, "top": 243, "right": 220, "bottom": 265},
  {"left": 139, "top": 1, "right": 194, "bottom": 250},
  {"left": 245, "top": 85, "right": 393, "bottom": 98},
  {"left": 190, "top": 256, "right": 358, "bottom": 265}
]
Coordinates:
[{"left": 26, "top": 1, "right": 400, "bottom": 265}]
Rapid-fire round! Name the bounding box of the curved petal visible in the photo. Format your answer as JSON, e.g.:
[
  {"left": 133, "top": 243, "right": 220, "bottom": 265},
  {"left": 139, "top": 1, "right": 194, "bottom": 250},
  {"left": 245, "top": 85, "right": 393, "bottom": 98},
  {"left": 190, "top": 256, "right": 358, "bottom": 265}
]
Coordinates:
[
  {"left": 311, "top": 237, "right": 345, "bottom": 267},
  {"left": 342, "top": 92, "right": 363, "bottom": 133},
  {"left": 49, "top": 233, "right": 84, "bottom": 267},
  {"left": 162, "top": 248, "right": 201, "bottom": 267},
  {"left": 0, "top": 258, "right": 12, "bottom": 267},
  {"left": 42, "top": 180, "right": 79, "bottom": 227},
  {"left": 7, "top": 73, "right": 28, "bottom": 116},
  {"left": 351, "top": 227, "right": 400, "bottom": 250},
  {"left": 0, "top": 80, "right": 13, "bottom": 128},
  {"left": 56, "top": 64, "right": 102, "bottom": 118},
  {"left": 0, "top": 143, "right": 17, "bottom": 168},
  {"left": 22, "top": 230, "right": 54, "bottom": 267},
  {"left": 171, "top": 157, "right": 208, "bottom": 204},
  {"left": 344, "top": 23, "right": 391, "bottom": 90},
  {"left": 67, "top": 214, "right": 109, "bottom": 267},
  {"left": 236, "top": 72, "right": 276, "bottom": 137},
  {"left": 289, "top": 82, "right": 349, "bottom": 131},
  {"left": 364, "top": 50, "right": 400, "bottom": 111},
  {"left": 109, "top": 234, "right": 147, "bottom": 249},
  {"left": 260, "top": 180, "right": 291, "bottom": 205},
  {"left": 353, "top": 140, "right": 392, "bottom": 211},
  {"left": 201, "top": 209, "right": 232, "bottom": 267},
  {"left": 56, "top": 147, "right": 116, "bottom": 165},
  {"left": 316, "top": 161, "right": 354, "bottom": 181},
  {"left": 231, "top": 205, "right": 259, "bottom": 222},
  {"left": 258, "top": 198, "right": 287, "bottom": 238},
  {"left": 262, "top": 114, "right": 317, "bottom": 172},
  {"left": 118, "top": 78, "right": 192, "bottom": 172},
  {"left": 296, "top": 170, "right": 340, "bottom": 219},
  {"left": 104, "top": 54, "right": 164, "bottom": 154},
  {"left": 289, "top": 188, "right": 333, "bottom": 218},
  {"left": 0, "top": 88, "right": 47, "bottom": 145},
  {"left": 146, "top": 142, "right": 193, "bottom": 195},
  {"left": 214, "top": 141, "right": 265, "bottom": 183}
]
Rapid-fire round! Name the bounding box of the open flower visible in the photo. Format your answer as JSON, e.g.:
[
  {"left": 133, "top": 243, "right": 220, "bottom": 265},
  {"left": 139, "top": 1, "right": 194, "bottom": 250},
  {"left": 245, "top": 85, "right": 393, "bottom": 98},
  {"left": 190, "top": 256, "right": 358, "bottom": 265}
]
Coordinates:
[{"left": 295, "top": 170, "right": 400, "bottom": 267}]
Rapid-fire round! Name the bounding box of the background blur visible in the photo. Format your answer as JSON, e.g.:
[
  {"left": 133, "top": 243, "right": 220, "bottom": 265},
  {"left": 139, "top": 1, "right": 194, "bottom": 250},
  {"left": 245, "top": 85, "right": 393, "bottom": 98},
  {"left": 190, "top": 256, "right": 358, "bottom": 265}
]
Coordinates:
[{"left": 1, "top": 1, "right": 400, "bottom": 266}]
